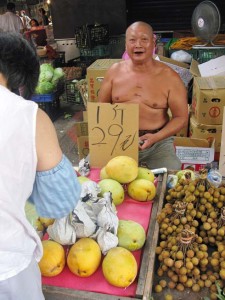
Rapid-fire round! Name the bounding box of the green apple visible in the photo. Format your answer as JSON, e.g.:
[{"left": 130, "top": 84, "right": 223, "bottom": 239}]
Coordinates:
[
  {"left": 136, "top": 167, "right": 155, "bottom": 182},
  {"left": 77, "top": 176, "right": 91, "bottom": 184},
  {"left": 98, "top": 179, "right": 124, "bottom": 206},
  {"left": 117, "top": 220, "right": 146, "bottom": 251},
  {"left": 99, "top": 166, "right": 110, "bottom": 180}
]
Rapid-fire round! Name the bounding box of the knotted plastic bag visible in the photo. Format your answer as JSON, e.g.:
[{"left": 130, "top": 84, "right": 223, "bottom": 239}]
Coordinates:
[{"left": 47, "top": 214, "right": 76, "bottom": 245}]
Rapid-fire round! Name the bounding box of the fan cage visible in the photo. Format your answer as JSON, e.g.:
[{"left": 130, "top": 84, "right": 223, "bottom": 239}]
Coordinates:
[{"left": 191, "top": 0, "right": 221, "bottom": 47}]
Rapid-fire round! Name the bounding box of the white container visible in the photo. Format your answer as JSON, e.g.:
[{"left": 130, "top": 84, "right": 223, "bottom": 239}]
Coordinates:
[{"left": 55, "top": 38, "right": 80, "bottom": 62}]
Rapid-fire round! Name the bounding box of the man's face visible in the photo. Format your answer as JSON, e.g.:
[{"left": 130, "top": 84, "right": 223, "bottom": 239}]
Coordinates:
[{"left": 125, "top": 24, "right": 155, "bottom": 62}]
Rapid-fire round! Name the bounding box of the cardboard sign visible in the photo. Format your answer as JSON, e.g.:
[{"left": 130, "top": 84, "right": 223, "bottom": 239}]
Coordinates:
[
  {"left": 219, "top": 107, "right": 225, "bottom": 177},
  {"left": 87, "top": 102, "right": 139, "bottom": 168}
]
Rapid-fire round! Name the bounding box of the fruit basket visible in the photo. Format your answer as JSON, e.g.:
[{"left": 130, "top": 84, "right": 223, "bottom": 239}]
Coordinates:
[
  {"left": 42, "top": 170, "right": 168, "bottom": 300},
  {"left": 151, "top": 169, "right": 225, "bottom": 300}
]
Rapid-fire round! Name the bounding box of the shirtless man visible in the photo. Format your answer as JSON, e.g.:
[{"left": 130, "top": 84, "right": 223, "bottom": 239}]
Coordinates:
[{"left": 98, "top": 21, "right": 188, "bottom": 170}]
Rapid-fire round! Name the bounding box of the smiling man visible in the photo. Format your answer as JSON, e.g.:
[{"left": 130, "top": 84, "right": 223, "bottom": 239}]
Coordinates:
[{"left": 98, "top": 21, "right": 188, "bottom": 170}]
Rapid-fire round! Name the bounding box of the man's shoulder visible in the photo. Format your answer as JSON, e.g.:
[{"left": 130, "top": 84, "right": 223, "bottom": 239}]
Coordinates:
[
  {"left": 110, "top": 60, "right": 126, "bottom": 70},
  {"left": 154, "top": 59, "right": 179, "bottom": 76}
]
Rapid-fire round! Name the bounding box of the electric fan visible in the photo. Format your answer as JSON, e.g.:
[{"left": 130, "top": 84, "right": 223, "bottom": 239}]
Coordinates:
[{"left": 191, "top": 0, "right": 224, "bottom": 48}]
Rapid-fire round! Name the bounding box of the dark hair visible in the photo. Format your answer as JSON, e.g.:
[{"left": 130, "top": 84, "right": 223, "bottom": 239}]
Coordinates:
[
  {"left": 30, "top": 18, "right": 39, "bottom": 26},
  {"left": 39, "top": 8, "right": 46, "bottom": 15},
  {"left": 0, "top": 33, "right": 40, "bottom": 99},
  {"left": 7, "top": 2, "right": 15, "bottom": 11}
]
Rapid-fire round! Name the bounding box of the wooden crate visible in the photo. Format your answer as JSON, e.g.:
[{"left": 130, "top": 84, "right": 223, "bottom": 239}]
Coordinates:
[{"left": 43, "top": 172, "right": 168, "bottom": 300}]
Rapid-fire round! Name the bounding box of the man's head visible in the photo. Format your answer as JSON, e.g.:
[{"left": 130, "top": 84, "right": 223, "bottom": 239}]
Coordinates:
[
  {"left": 39, "top": 8, "right": 46, "bottom": 15},
  {"left": 125, "top": 21, "right": 155, "bottom": 63},
  {"left": 0, "top": 32, "right": 40, "bottom": 99},
  {"left": 7, "top": 2, "right": 16, "bottom": 12},
  {"left": 20, "top": 10, "right": 26, "bottom": 17}
]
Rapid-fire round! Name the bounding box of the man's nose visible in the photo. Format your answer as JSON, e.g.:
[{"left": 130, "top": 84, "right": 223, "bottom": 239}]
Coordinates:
[{"left": 134, "top": 39, "right": 142, "bottom": 47}]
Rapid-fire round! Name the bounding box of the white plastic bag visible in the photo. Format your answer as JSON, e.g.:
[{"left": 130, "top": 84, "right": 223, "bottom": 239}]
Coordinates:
[
  {"left": 47, "top": 215, "right": 76, "bottom": 245},
  {"left": 171, "top": 50, "right": 192, "bottom": 63},
  {"left": 71, "top": 201, "right": 97, "bottom": 238}
]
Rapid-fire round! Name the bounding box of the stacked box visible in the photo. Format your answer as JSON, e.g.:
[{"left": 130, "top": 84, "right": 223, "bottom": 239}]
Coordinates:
[
  {"left": 74, "top": 121, "right": 89, "bottom": 160},
  {"left": 86, "top": 59, "right": 122, "bottom": 102},
  {"left": 191, "top": 76, "right": 225, "bottom": 125},
  {"left": 189, "top": 115, "right": 222, "bottom": 153},
  {"left": 190, "top": 58, "right": 225, "bottom": 159}
]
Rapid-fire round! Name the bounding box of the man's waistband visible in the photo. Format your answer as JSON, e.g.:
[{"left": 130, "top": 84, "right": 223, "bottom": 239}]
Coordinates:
[{"left": 139, "top": 124, "right": 166, "bottom": 136}]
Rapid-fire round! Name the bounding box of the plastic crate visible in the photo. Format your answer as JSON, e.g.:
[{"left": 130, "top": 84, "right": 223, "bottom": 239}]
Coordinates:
[
  {"left": 74, "top": 24, "right": 109, "bottom": 48},
  {"left": 65, "top": 80, "right": 83, "bottom": 105},
  {"left": 192, "top": 47, "right": 225, "bottom": 63},
  {"left": 67, "top": 57, "right": 96, "bottom": 76},
  {"left": 54, "top": 51, "right": 66, "bottom": 67},
  {"left": 31, "top": 93, "right": 54, "bottom": 103},
  {"left": 79, "top": 45, "right": 110, "bottom": 58},
  {"left": 31, "top": 93, "right": 61, "bottom": 121},
  {"left": 109, "top": 34, "right": 125, "bottom": 58}
]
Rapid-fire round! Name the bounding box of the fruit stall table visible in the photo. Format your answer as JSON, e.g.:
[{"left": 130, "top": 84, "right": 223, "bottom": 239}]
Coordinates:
[{"left": 42, "top": 168, "right": 167, "bottom": 300}]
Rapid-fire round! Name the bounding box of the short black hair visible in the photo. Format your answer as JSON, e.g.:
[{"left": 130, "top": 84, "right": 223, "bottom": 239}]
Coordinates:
[
  {"left": 0, "top": 32, "right": 40, "bottom": 99},
  {"left": 7, "top": 2, "right": 15, "bottom": 11},
  {"left": 39, "top": 8, "right": 46, "bottom": 14},
  {"left": 30, "top": 18, "right": 40, "bottom": 26}
]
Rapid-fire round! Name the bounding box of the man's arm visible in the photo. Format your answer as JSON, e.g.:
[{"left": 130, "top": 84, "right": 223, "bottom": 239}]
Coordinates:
[
  {"left": 168, "top": 74, "right": 189, "bottom": 132},
  {"left": 98, "top": 66, "right": 115, "bottom": 103},
  {"left": 139, "top": 70, "right": 188, "bottom": 149}
]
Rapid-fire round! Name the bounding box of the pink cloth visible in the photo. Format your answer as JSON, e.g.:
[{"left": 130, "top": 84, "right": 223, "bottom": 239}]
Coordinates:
[{"left": 42, "top": 168, "right": 155, "bottom": 297}]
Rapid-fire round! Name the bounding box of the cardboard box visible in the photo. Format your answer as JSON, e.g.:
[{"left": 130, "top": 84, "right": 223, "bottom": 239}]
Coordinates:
[
  {"left": 86, "top": 59, "right": 122, "bottom": 102},
  {"left": 189, "top": 115, "right": 222, "bottom": 153},
  {"left": 168, "top": 105, "right": 190, "bottom": 137},
  {"left": 190, "top": 56, "right": 225, "bottom": 78},
  {"left": 174, "top": 136, "right": 215, "bottom": 171},
  {"left": 191, "top": 75, "right": 225, "bottom": 125},
  {"left": 198, "top": 55, "right": 225, "bottom": 77},
  {"left": 154, "top": 55, "right": 192, "bottom": 87},
  {"left": 74, "top": 121, "right": 89, "bottom": 159},
  {"left": 190, "top": 58, "right": 225, "bottom": 125},
  {"left": 87, "top": 102, "right": 139, "bottom": 168}
]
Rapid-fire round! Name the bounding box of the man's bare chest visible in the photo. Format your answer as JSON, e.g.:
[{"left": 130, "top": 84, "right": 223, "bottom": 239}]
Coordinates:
[{"left": 112, "top": 75, "right": 169, "bottom": 108}]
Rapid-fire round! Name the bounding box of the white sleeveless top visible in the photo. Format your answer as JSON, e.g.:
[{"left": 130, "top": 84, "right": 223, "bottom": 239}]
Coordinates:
[{"left": 0, "top": 85, "right": 43, "bottom": 281}]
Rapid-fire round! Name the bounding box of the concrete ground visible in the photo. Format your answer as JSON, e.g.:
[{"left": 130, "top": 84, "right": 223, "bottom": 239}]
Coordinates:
[{"left": 53, "top": 98, "right": 85, "bottom": 167}]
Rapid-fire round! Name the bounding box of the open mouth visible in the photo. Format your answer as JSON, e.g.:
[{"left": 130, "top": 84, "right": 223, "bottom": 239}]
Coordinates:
[{"left": 133, "top": 51, "right": 145, "bottom": 56}]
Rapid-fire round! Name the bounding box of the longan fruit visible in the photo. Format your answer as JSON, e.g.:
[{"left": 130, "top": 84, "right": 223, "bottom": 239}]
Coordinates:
[
  {"left": 159, "top": 279, "right": 167, "bottom": 288},
  {"left": 154, "top": 284, "right": 163, "bottom": 293},
  {"left": 164, "top": 294, "right": 173, "bottom": 300},
  {"left": 192, "top": 283, "right": 201, "bottom": 292}
]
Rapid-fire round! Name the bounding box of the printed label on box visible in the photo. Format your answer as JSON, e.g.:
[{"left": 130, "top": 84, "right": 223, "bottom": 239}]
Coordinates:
[{"left": 176, "top": 147, "right": 214, "bottom": 164}]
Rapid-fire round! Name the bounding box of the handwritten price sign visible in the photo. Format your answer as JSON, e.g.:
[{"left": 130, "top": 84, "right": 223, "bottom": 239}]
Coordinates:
[{"left": 88, "top": 102, "right": 139, "bottom": 168}]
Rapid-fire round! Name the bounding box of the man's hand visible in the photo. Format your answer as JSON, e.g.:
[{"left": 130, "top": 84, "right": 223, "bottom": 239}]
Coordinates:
[{"left": 139, "top": 133, "right": 156, "bottom": 150}]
